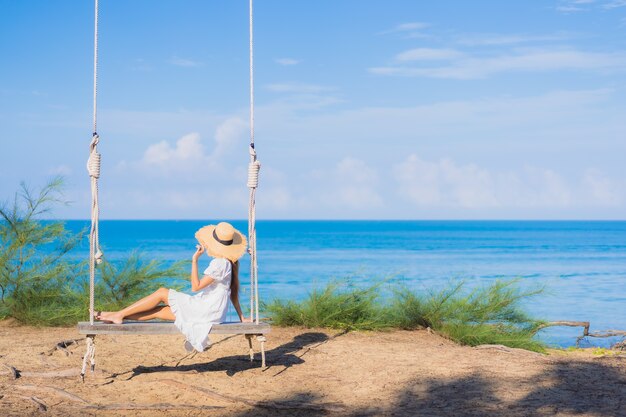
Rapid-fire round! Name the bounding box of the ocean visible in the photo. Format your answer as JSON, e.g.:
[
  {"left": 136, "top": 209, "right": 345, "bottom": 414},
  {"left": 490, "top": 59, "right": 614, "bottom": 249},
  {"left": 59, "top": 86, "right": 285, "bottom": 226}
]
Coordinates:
[{"left": 63, "top": 220, "right": 626, "bottom": 348}]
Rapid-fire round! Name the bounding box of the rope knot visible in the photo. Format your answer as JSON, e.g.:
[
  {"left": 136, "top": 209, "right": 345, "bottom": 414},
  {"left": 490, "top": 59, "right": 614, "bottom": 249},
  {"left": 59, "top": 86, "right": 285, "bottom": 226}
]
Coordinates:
[
  {"left": 90, "top": 133, "right": 100, "bottom": 148},
  {"left": 247, "top": 160, "right": 261, "bottom": 188},
  {"left": 87, "top": 151, "right": 101, "bottom": 178},
  {"left": 94, "top": 249, "right": 104, "bottom": 265}
]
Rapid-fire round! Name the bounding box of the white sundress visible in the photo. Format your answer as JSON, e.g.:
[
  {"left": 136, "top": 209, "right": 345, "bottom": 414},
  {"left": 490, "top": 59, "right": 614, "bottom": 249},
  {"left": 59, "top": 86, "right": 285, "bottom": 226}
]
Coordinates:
[{"left": 168, "top": 257, "right": 232, "bottom": 352}]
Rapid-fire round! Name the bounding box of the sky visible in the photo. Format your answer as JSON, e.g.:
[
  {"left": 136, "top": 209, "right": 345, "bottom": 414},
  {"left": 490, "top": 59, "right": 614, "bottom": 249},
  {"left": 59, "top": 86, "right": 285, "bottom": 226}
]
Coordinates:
[{"left": 1, "top": 0, "right": 625, "bottom": 220}]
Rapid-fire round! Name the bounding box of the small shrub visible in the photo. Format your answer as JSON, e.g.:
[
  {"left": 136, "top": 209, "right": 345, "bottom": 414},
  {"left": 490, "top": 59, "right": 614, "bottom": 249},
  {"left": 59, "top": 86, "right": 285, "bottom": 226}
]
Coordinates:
[
  {"left": 0, "top": 177, "right": 84, "bottom": 325},
  {"left": 0, "top": 178, "right": 188, "bottom": 326},
  {"left": 90, "top": 253, "right": 188, "bottom": 312},
  {"left": 267, "top": 279, "right": 546, "bottom": 352},
  {"left": 265, "top": 281, "right": 386, "bottom": 330}
]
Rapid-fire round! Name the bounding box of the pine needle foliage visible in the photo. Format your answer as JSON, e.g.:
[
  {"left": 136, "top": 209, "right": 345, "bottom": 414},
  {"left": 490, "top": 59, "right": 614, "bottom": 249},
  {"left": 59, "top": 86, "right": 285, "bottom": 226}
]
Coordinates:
[
  {"left": 0, "top": 178, "right": 189, "bottom": 326},
  {"left": 266, "top": 279, "right": 546, "bottom": 352},
  {"left": 90, "top": 253, "right": 188, "bottom": 312},
  {"left": 0, "top": 177, "right": 84, "bottom": 325},
  {"left": 266, "top": 281, "right": 387, "bottom": 330}
]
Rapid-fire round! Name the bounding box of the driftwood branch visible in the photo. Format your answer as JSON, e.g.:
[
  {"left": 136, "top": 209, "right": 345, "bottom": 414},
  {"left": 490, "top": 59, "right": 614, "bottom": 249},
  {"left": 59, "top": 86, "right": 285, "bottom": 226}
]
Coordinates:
[
  {"left": 0, "top": 367, "right": 110, "bottom": 379},
  {"left": 474, "top": 344, "right": 545, "bottom": 357},
  {"left": 82, "top": 403, "right": 224, "bottom": 410},
  {"left": 537, "top": 321, "right": 590, "bottom": 335},
  {"left": 536, "top": 321, "right": 626, "bottom": 347},
  {"left": 14, "top": 384, "right": 88, "bottom": 404},
  {"left": 44, "top": 339, "right": 83, "bottom": 356},
  {"left": 3, "top": 363, "right": 20, "bottom": 379},
  {"left": 29, "top": 396, "right": 48, "bottom": 412},
  {"left": 159, "top": 378, "right": 346, "bottom": 413},
  {"left": 15, "top": 394, "right": 48, "bottom": 412},
  {"left": 588, "top": 330, "right": 626, "bottom": 338}
]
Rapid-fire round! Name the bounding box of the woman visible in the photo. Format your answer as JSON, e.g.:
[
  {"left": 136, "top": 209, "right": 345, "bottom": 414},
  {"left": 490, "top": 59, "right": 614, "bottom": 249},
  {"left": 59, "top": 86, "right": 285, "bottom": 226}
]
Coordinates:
[{"left": 97, "top": 222, "right": 250, "bottom": 352}]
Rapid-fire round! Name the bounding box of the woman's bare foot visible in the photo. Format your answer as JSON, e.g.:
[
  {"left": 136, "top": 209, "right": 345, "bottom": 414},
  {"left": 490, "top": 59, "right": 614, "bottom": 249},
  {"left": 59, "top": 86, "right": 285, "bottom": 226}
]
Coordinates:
[{"left": 98, "top": 312, "right": 123, "bottom": 324}]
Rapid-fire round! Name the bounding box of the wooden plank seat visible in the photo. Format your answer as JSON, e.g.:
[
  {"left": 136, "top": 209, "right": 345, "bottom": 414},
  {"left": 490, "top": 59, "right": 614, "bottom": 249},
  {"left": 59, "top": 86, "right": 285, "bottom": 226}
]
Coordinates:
[
  {"left": 77, "top": 321, "right": 270, "bottom": 378},
  {"left": 77, "top": 321, "right": 270, "bottom": 335}
]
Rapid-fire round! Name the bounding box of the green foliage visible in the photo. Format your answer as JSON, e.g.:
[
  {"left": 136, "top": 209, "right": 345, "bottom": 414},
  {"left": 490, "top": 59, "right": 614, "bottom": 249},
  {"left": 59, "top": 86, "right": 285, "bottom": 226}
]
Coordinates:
[
  {"left": 92, "top": 254, "right": 188, "bottom": 312},
  {"left": 266, "top": 279, "right": 546, "bottom": 352},
  {"left": 0, "top": 177, "right": 83, "bottom": 324},
  {"left": 266, "top": 281, "right": 386, "bottom": 330},
  {"left": 0, "top": 178, "right": 188, "bottom": 326}
]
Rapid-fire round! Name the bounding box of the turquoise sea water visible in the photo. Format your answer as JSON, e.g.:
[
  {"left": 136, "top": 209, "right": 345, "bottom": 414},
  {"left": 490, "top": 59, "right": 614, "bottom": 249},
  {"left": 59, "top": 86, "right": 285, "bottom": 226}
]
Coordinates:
[{"left": 63, "top": 220, "right": 626, "bottom": 348}]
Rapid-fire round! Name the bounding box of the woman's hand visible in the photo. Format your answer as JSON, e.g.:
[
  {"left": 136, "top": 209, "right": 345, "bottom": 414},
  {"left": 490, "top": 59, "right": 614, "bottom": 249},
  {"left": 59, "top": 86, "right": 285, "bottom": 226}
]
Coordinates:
[{"left": 192, "top": 244, "right": 205, "bottom": 261}]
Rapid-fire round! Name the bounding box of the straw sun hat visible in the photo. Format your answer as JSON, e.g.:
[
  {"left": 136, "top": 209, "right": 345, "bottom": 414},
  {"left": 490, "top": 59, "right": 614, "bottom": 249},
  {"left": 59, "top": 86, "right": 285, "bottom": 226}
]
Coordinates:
[{"left": 195, "top": 222, "right": 247, "bottom": 262}]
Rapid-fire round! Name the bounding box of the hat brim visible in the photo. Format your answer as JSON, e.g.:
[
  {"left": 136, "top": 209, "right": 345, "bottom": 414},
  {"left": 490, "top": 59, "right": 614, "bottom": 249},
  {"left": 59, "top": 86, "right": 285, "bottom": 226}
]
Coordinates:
[{"left": 195, "top": 225, "right": 247, "bottom": 262}]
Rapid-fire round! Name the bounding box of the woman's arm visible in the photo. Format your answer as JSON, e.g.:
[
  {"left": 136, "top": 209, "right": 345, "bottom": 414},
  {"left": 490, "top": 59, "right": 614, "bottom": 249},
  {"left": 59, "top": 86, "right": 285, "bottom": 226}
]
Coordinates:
[
  {"left": 190, "top": 246, "right": 215, "bottom": 292},
  {"left": 230, "top": 289, "right": 250, "bottom": 322}
]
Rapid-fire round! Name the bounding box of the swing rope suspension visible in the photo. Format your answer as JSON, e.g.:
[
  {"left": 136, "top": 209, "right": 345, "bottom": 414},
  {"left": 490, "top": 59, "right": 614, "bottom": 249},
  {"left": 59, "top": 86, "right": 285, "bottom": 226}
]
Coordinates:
[
  {"left": 87, "top": 0, "right": 103, "bottom": 327},
  {"left": 86, "top": 0, "right": 261, "bottom": 326},
  {"left": 247, "top": 0, "right": 262, "bottom": 325}
]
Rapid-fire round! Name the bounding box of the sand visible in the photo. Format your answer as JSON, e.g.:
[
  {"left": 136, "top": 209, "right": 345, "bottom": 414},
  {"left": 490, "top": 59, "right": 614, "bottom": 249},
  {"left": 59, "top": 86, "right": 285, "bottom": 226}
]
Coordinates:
[{"left": 0, "top": 319, "right": 624, "bottom": 416}]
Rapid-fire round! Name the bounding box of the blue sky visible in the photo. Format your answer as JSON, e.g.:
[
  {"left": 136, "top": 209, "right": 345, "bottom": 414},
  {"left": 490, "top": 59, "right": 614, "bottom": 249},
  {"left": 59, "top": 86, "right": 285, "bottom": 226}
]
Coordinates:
[{"left": 1, "top": 0, "right": 625, "bottom": 220}]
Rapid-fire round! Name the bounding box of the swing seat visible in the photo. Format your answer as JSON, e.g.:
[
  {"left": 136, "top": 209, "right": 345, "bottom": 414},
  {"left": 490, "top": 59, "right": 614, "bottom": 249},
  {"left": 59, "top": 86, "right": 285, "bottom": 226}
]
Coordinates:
[
  {"left": 77, "top": 321, "right": 271, "bottom": 375},
  {"left": 77, "top": 320, "right": 270, "bottom": 335}
]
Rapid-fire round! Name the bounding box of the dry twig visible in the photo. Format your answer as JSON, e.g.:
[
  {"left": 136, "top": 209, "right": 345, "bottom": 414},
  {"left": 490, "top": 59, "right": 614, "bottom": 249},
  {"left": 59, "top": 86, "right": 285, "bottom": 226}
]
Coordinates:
[
  {"left": 14, "top": 384, "right": 87, "bottom": 404},
  {"left": 3, "top": 363, "right": 20, "bottom": 379},
  {"left": 82, "top": 403, "right": 224, "bottom": 410},
  {"left": 44, "top": 339, "right": 83, "bottom": 356},
  {"left": 1, "top": 367, "right": 110, "bottom": 379}
]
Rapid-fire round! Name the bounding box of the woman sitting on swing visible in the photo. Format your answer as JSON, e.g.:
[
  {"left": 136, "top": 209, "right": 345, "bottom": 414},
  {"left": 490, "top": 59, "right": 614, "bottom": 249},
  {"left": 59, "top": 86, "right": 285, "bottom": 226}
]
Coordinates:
[{"left": 96, "top": 222, "right": 250, "bottom": 352}]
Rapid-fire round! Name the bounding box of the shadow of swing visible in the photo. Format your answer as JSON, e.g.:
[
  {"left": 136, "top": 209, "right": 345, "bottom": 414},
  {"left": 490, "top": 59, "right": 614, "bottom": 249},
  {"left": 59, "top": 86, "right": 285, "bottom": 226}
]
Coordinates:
[{"left": 126, "top": 332, "right": 330, "bottom": 379}]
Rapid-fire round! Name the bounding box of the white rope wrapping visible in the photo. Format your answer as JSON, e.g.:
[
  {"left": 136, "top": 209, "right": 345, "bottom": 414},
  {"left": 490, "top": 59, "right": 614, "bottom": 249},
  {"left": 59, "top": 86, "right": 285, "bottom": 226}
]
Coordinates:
[
  {"left": 80, "top": 337, "right": 96, "bottom": 378},
  {"left": 247, "top": 160, "right": 261, "bottom": 188},
  {"left": 87, "top": 139, "right": 101, "bottom": 178}
]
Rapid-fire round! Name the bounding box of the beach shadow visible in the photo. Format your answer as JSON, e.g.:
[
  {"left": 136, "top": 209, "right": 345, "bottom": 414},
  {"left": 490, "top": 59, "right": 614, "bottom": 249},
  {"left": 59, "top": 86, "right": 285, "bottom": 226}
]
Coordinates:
[
  {"left": 349, "top": 357, "right": 626, "bottom": 416},
  {"left": 126, "top": 332, "right": 329, "bottom": 379},
  {"left": 229, "top": 392, "right": 344, "bottom": 417},
  {"left": 514, "top": 359, "right": 625, "bottom": 416}
]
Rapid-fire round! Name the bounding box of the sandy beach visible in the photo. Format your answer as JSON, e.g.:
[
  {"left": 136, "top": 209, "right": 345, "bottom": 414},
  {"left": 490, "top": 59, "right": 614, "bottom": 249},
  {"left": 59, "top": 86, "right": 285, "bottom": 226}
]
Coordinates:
[{"left": 0, "top": 319, "right": 624, "bottom": 416}]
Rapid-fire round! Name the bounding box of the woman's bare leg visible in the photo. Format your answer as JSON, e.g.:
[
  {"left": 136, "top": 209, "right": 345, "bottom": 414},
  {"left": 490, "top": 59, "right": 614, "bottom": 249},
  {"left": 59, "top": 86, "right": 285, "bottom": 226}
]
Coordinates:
[
  {"left": 126, "top": 306, "right": 175, "bottom": 321},
  {"left": 99, "top": 288, "right": 170, "bottom": 324}
]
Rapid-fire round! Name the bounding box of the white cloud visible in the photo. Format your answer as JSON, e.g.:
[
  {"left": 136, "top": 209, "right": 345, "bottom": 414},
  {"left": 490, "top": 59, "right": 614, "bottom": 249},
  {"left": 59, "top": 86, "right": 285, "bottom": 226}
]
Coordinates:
[
  {"left": 49, "top": 165, "right": 72, "bottom": 176},
  {"left": 393, "top": 154, "right": 623, "bottom": 210},
  {"left": 311, "top": 157, "right": 383, "bottom": 209},
  {"left": 265, "top": 83, "right": 334, "bottom": 94},
  {"left": 604, "top": 0, "right": 626, "bottom": 9},
  {"left": 378, "top": 22, "right": 430, "bottom": 38},
  {"left": 275, "top": 58, "right": 300, "bottom": 66},
  {"left": 142, "top": 133, "right": 204, "bottom": 165},
  {"left": 131, "top": 58, "right": 152, "bottom": 71},
  {"left": 380, "top": 22, "right": 429, "bottom": 33},
  {"left": 456, "top": 32, "right": 574, "bottom": 46},
  {"left": 169, "top": 56, "right": 202, "bottom": 67},
  {"left": 557, "top": 0, "right": 626, "bottom": 11},
  {"left": 214, "top": 117, "right": 248, "bottom": 156},
  {"left": 395, "top": 48, "right": 464, "bottom": 62},
  {"left": 580, "top": 169, "right": 623, "bottom": 205},
  {"left": 130, "top": 117, "right": 247, "bottom": 176},
  {"left": 556, "top": 0, "right": 594, "bottom": 12},
  {"left": 371, "top": 49, "right": 626, "bottom": 79},
  {"left": 65, "top": 88, "right": 625, "bottom": 219},
  {"left": 394, "top": 155, "right": 498, "bottom": 208},
  {"left": 394, "top": 22, "right": 429, "bottom": 31}
]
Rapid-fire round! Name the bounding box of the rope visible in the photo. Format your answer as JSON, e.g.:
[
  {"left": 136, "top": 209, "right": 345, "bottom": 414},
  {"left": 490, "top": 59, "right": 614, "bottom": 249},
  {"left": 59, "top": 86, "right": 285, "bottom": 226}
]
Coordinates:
[
  {"left": 248, "top": 0, "right": 261, "bottom": 325},
  {"left": 92, "top": 0, "right": 98, "bottom": 135},
  {"left": 87, "top": 0, "right": 103, "bottom": 326},
  {"left": 80, "top": 336, "right": 96, "bottom": 380}
]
